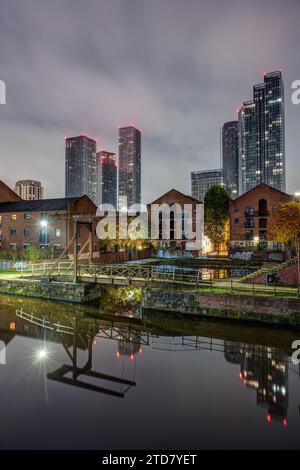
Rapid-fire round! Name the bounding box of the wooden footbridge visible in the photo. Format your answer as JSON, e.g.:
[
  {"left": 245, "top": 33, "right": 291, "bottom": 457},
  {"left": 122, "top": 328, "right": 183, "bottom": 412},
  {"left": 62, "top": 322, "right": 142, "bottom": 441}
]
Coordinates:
[{"left": 19, "top": 261, "right": 210, "bottom": 287}]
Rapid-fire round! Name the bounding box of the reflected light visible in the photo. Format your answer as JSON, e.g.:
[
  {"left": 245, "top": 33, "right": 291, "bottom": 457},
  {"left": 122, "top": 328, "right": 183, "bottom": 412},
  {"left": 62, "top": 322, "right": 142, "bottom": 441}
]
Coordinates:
[{"left": 36, "top": 349, "right": 48, "bottom": 360}]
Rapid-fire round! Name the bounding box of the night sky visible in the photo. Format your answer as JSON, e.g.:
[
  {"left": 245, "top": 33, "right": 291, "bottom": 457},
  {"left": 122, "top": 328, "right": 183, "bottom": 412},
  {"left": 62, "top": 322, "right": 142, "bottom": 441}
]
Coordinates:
[{"left": 0, "top": 0, "right": 299, "bottom": 202}]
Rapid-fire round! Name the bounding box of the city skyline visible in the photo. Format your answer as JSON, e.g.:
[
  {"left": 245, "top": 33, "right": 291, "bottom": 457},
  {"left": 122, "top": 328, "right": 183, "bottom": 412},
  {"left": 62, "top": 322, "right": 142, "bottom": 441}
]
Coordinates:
[{"left": 0, "top": 0, "right": 300, "bottom": 203}]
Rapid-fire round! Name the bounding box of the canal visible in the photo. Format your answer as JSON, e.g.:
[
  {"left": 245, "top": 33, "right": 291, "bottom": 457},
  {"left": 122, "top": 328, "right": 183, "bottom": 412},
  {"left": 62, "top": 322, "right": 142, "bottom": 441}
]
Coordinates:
[{"left": 0, "top": 292, "right": 299, "bottom": 450}]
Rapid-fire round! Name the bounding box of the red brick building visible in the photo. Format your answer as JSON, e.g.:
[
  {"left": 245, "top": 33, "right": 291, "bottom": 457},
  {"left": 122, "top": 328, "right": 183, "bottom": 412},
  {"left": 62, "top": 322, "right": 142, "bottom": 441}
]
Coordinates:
[
  {"left": 0, "top": 196, "right": 97, "bottom": 253},
  {"left": 230, "top": 184, "right": 293, "bottom": 260},
  {"left": 0, "top": 180, "right": 21, "bottom": 202},
  {"left": 148, "top": 189, "right": 203, "bottom": 256}
]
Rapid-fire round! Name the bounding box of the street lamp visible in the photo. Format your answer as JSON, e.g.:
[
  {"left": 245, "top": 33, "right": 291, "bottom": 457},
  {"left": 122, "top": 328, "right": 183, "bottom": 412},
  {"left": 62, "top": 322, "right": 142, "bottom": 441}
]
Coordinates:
[
  {"left": 40, "top": 220, "right": 48, "bottom": 260},
  {"left": 297, "top": 233, "right": 300, "bottom": 292}
]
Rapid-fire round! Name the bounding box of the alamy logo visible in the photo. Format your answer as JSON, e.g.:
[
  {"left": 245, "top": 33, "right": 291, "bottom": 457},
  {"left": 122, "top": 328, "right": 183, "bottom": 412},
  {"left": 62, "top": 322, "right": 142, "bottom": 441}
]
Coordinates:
[
  {"left": 0, "top": 340, "right": 6, "bottom": 365},
  {"left": 96, "top": 199, "right": 204, "bottom": 250},
  {"left": 0, "top": 80, "right": 6, "bottom": 104},
  {"left": 291, "top": 340, "right": 300, "bottom": 365},
  {"left": 291, "top": 80, "right": 300, "bottom": 105}
]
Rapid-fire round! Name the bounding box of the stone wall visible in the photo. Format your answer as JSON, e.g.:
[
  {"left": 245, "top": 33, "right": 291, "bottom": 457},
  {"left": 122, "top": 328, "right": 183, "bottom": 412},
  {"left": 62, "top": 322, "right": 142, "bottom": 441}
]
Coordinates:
[
  {"left": 0, "top": 279, "right": 103, "bottom": 303},
  {"left": 142, "top": 289, "right": 300, "bottom": 326}
]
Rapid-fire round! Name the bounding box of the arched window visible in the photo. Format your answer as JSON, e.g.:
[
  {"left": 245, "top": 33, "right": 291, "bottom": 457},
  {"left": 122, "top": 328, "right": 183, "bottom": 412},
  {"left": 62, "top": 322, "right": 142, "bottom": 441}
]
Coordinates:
[{"left": 258, "top": 199, "right": 268, "bottom": 216}]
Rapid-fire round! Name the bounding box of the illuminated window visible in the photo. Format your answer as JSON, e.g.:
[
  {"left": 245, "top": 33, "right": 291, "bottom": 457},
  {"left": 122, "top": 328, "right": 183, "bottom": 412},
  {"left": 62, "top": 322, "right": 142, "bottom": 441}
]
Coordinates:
[
  {"left": 11, "top": 214, "right": 17, "bottom": 220},
  {"left": 10, "top": 322, "right": 16, "bottom": 331}
]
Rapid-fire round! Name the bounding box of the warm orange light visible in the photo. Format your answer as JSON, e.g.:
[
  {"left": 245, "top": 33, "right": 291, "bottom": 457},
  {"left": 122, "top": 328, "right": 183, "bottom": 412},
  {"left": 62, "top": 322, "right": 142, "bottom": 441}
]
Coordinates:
[{"left": 9, "top": 322, "right": 16, "bottom": 331}]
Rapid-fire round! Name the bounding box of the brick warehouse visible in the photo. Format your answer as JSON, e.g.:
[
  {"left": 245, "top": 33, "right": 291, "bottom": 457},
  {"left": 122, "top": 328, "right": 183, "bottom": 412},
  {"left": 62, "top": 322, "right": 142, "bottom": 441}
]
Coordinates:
[
  {"left": 230, "top": 183, "right": 293, "bottom": 260},
  {"left": 148, "top": 189, "right": 203, "bottom": 256},
  {"left": 0, "top": 195, "right": 98, "bottom": 254}
]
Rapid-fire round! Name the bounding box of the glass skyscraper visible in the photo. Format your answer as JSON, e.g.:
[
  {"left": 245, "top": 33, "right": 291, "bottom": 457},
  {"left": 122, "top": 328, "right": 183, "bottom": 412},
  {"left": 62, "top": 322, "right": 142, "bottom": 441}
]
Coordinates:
[
  {"left": 222, "top": 121, "right": 239, "bottom": 198},
  {"left": 97, "top": 151, "right": 117, "bottom": 208},
  {"left": 65, "top": 135, "right": 97, "bottom": 203},
  {"left": 238, "top": 71, "right": 286, "bottom": 195},
  {"left": 118, "top": 125, "right": 141, "bottom": 209},
  {"left": 191, "top": 169, "right": 224, "bottom": 202}
]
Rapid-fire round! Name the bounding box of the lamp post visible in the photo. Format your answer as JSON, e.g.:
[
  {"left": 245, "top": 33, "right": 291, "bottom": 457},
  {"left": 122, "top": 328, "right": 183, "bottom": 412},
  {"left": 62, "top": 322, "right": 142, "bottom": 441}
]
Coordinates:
[
  {"left": 40, "top": 220, "right": 48, "bottom": 261},
  {"left": 297, "top": 233, "right": 300, "bottom": 293}
]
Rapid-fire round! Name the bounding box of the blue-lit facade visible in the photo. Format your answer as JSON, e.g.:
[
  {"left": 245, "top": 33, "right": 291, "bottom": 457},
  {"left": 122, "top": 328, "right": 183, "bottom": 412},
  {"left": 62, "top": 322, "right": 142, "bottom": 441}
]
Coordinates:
[{"left": 238, "top": 71, "right": 286, "bottom": 195}]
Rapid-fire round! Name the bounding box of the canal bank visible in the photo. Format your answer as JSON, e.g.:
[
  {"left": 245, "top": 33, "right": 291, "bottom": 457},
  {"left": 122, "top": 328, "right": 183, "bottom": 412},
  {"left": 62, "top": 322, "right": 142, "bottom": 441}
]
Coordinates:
[
  {"left": 142, "top": 289, "right": 300, "bottom": 327},
  {"left": 1, "top": 277, "right": 300, "bottom": 327},
  {"left": 0, "top": 278, "right": 103, "bottom": 303}
]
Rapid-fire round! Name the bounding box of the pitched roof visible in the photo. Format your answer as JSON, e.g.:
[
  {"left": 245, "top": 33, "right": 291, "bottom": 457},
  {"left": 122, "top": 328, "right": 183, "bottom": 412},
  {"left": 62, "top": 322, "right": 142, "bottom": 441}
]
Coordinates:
[
  {"left": 150, "top": 188, "right": 200, "bottom": 205},
  {"left": 0, "top": 197, "right": 84, "bottom": 213},
  {"left": 0, "top": 180, "right": 22, "bottom": 202},
  {"left": 232, "top": 183, "right": 292, "bottom": 202}
]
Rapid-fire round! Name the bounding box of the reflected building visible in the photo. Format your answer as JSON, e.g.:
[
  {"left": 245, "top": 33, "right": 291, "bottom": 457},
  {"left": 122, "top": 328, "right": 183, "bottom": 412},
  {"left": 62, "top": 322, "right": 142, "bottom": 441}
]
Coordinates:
[{"left": 224, "top": 342, "right": 288, "bottom": 421}]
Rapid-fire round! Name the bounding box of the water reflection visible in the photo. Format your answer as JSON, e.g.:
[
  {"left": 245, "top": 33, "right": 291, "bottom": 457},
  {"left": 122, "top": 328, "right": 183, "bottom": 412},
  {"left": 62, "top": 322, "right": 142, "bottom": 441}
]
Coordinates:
[
  {"left": 0, "top": 293, "right": 300, "bottom": 451},
  {"left": 2, "top": 305, "right": 297, "bottom": 425},
  {"left": 224, "top": 342, "right": 290, "bottom": 425}
]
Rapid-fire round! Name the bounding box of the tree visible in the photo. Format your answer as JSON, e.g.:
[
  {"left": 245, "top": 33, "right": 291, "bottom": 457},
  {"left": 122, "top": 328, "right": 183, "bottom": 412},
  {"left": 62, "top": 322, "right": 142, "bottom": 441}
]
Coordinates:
[
  {"left": 269, "top": 201, "right": 300, "bottom": 255},
  {"left": 204, "top": 185, "right": 231, "bottom": 252}
]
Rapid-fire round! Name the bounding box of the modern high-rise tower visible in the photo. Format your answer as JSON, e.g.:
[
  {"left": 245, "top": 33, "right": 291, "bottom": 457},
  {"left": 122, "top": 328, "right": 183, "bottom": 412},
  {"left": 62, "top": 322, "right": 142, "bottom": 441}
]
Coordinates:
[
  {"left": 65, "top": 135, "right": 97, "bottom": 203},
  {"left": 238, "top": 71, "right": 286, "bottom": 195},
  {"left": 191, "top": 169, "right": 224, "bottom": 202},
  {"left": 222, "top": 121, "right": 239, "bottom": 198},
  {"left": 118, "top": 125, "right": 141, "bottom": 209},
  {"left": 97, "top": 151, "right": 117, "bottom": 208},
  {"left": 15, "top": 180, "right": 44, "bottom": 200}
]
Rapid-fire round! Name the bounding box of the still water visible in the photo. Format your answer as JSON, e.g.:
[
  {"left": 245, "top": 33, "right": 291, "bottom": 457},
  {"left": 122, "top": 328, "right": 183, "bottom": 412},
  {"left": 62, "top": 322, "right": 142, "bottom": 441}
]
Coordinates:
[{"left": 0, "top": 293, "right": 300, "bottom": 450}]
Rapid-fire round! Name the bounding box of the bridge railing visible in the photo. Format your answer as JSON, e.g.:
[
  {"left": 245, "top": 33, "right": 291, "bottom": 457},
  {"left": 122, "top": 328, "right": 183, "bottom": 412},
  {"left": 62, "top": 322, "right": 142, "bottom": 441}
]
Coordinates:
[
  {"left": 20, "top": 261, "right": 210, "bottom": 287},
  {"left": 20, "top": 261, "right": 74, "bottom": 278}
]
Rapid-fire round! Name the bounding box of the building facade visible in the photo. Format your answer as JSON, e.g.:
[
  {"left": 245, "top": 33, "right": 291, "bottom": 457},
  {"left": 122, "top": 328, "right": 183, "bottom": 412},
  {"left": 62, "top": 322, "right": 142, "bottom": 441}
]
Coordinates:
[
  {"left": 0, "top": 196, "right": 97, "bottom": 253},
  {"left": 97, "top": 151, "right": 117, "bottom": 208},
  {"left": 229, "top": 184, "right": 292, "bottom": 260},
  {"left": 148, "top": 189, "right": 203, "bottom": 256},
  {"left": 239, "top": 71, "right": 286, "bottom": 195},
  {"left": 191, "top": 169, "right": 224, "bottom": 202},
  {"left": 118, "top": 126, "right": 141, "bottom": 209},
  {"left": 15, "top": 180, "right": 44, "bottom": 200},
  {"left": 222, "top": 121, "right": 239, "bottom": 198},
  {"left": 65, "top": 135, "right": 97, "bottom": 204}
]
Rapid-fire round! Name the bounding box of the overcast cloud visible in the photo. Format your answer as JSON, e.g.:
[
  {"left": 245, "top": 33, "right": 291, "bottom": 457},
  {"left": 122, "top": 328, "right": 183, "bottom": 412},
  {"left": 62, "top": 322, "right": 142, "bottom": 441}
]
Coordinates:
[{"left": 0, "top": 0, "right": 299, "bottom": 202}]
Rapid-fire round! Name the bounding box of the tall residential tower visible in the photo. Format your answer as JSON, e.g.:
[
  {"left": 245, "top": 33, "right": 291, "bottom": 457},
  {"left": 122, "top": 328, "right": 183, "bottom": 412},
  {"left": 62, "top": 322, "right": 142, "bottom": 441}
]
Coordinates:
[
  {"left": 118, "top": 125, "right": 141, "bottom": 209},
  {"left": 97, "top": 151, "right": 117, "bottom": 208},
  {"left": 65, "top": 135, "right": 97, "bottom": 203},
  {"left": 15, "top": 180, "right": 44, "bottom": 200},
  {"left": 238, "top": 71, "right": 286, "bottom": 195},
  {"left": 222, "top": 121, "right": 239, "bottom": 198},
  {"left": 191, "top": 169, "right": 224, "bottom": 202}
]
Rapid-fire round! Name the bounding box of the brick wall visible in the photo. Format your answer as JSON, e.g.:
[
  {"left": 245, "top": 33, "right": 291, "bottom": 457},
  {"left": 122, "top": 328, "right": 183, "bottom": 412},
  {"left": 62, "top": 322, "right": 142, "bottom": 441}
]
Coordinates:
[{"left": 0, "top": 181, "right": 21, "bottom": 202}]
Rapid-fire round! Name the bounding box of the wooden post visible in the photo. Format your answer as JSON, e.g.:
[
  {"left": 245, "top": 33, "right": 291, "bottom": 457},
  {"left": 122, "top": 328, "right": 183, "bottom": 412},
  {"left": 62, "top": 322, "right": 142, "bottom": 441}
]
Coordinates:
[
  {"left": 73, "top": 221, "right": 78, "bottom": 283},
  {"left": 89, "top": 226, "right": 93, "bottom": 264}
]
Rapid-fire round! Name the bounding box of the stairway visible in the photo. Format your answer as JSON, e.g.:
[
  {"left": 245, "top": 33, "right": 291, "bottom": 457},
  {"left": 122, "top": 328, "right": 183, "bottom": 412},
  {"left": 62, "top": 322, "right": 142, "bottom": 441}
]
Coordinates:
[{"left": 239, "top": 257, "right": 298, "bottom": 283}]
